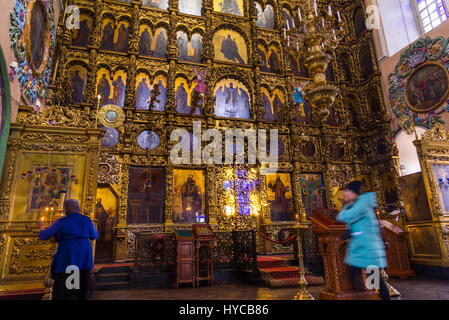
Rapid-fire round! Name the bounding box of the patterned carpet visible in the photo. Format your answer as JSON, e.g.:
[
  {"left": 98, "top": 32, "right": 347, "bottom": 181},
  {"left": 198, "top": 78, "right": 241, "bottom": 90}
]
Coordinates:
[{"left": 258, "top": 255, "right": 324, "bottom": 288}]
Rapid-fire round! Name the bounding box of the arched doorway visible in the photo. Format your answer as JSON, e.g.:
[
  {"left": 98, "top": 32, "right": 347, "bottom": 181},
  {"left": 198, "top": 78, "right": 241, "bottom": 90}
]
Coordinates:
[
  {"left": 0, "top": 46, "right": 11, "bottom": 180},
  {"left": 395, "top": 127, "right": 427, "bottom": 176}
]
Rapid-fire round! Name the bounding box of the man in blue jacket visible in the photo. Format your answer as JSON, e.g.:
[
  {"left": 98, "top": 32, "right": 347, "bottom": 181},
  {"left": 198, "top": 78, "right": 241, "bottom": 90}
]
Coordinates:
[
  {"left": 38, "top": 199, "right": 98, "bottom": 300},
  {"left": 337, "top": 180, "right": 391, "bottom": 300}
]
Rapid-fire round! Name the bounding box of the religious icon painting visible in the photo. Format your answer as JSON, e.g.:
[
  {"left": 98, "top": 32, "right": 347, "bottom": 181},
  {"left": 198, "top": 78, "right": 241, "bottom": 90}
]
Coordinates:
[
  {"left": 290, "top": 53, "right": 309, "bottom": 78},
  {"left": 259, "top": 46, "right": 281, "bottom": 73},
  {"left": 431, "top": 164, "right": 449, "bottom": 213},
  {"left": 261, "top": 88, "right": 283, "bottom": 121},
  {"left": 266, "top": 173, "right": 295, "bottom": 222},
  {"left": 356, "top": 174, "right": 373, "bottom": 192},
  {"left": 214, "top": 0, "right": 244, "bottom": 16},
  {"left": 29, "top": 166, "right": 71, "bottom": 211},
  {"left": 127, "top": 167, "right": 165, "bottom": 224},
  {"left": 333, "top": 187, "right": 346, "bottom": 212},
  {"left": 72, "top": 14, "right": 93, "bottom": 47},
  {"left": 177, "top": 32, "right": 203, "bottom": 63},
  {"left": 294, "top": 100, "right": 313, "bottom": 124},
  {"left": 135, "top": 73, "right": 167, "bottom": 111},
  {"left": 95, "top": 186, "right": 117, "bottom": 261},
  {"left": 113, "top": 21, "right": 130, "bottom": 53},
  {"left": 111, "top": 71, "right": 127, "bottom": 108},
  {"left": 381, "top": 171, "right": 399, "bottom": 209},
  {"left": 175, "top": 77, "right": 204, "bottom": 115},
  {"left": 100, "top": 18, "right": 115, "bottom": 51},
  {"left": 137, "top": 130, "right": 160, "bottom": 151},
  {"left": 179, "top": 0, "right": 203, "bottom": 16},
  {"left": 172, "top": 169, "right": 206, "bottom": 223},
  {"left": 26, "top": 0, "right": 49, "bottom": 73},
  {"left": 299, "top": 140, "right": 317, "bottom": 159},
  {"left": 101, "top": 127, "right": 119, "bottom": 149},
  {"left": 405, "top": 63, "right": 449, "bottom": 113},
  {"left": 96, "top": 68, "right": 113, "bottom": 106},
  {"left": 283, "top": 8, "right": 300, "bottom": 30},
  {"left": 353, "top": 7, "right": 367, "bottom": 38},
  {"left": 399, "top": 173, "right": 432, "bottom": 222},
  {"left": 359, "top": 46, "right": 374, "bottom": 80},
  {"left": 153, "top": 28, "right": 168, "bottom": 58},
  {"left": 68, "top": 65, "right": 88, "bottom": 105},
  {"left": 138, "top": 27, "right": 168, "bottom": 58},
  {"left": 255, "top": 3, "right": 275, "bottom": 29},
  {"left": 214, "top": 79, "right": 251, "bottom": 119},
  {"left": 299, "top": 173, "right": 327, "bottom": 216},
  {"left": 213, "top": 29, "right": 248, "bottom": 64},
  {"left": 142, "top": 0, "right": 169, "bottom": 10},
  {"left": 329, "top": 140, "right": 346, "bottom": 161}
]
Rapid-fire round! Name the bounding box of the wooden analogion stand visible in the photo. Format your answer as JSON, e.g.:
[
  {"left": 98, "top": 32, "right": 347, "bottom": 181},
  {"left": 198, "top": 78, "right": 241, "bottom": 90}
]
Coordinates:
[
  {"left": 193, "top": 224, "right": 215, "bottom": 287},
  {"left": 310, "top": 209, "right": 379, "bottom": 300}
]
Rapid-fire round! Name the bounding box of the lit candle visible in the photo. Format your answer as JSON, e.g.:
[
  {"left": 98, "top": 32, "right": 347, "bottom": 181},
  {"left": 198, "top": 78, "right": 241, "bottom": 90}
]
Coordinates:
[
  {"left": 328, "top": 4, "right": 332, "bottom": 16},
  {"left": 50, "top": 207, "right": 54, "bottom": 225},
  {"left": 337, "top": 10, "right": 341, "bottom": 21},
  {"left": 45, "top": 207, "right": 49, "bottom": 224}
]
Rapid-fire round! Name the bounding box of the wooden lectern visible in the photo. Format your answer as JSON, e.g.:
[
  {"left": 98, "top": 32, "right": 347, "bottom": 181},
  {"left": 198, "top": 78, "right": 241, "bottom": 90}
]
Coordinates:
[
  {"left": 380, "top": 220, "right": 416, "bottom": 279},
  {"left": 175, "top": 230, "right": 196, "bottom": 288},
  {"left": 310, "top": 209, "right": 379, "bottom": 300},
  {"left": 193, "top": 224, "right": 215, "bottom": 287}
]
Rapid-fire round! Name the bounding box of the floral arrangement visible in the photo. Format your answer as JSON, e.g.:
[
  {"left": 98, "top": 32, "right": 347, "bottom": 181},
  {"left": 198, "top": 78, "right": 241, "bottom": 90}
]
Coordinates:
[
  {"left": 388, "top": 36, "right": 449, "bottom": 132},
  {"left": 9, "top": 0, "right": 55, "bottom": 106}
]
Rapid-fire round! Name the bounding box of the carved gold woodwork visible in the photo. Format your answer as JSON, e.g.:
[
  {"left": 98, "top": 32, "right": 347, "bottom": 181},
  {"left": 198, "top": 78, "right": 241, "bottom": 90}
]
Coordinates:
[
  {"left": 405, "top": 123, "right": 449, "bottom": 267},
  {"left": 0, "top": 121, "right": 104, "bottom": 293},
  {"left": 2, "top": 0, "right": 400, "bottom": 264}
]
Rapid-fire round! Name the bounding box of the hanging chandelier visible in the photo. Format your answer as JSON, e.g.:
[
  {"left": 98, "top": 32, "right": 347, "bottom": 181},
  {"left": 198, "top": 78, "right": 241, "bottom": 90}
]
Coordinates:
[{"left": 284, "top": 0, "right": 346, "bottom": 122}]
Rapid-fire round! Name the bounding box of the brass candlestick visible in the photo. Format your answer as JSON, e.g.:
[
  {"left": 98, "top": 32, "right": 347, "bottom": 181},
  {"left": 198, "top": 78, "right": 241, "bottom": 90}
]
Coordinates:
[{"left": 293, "top": 219, "right": 314, "bottom": 300}]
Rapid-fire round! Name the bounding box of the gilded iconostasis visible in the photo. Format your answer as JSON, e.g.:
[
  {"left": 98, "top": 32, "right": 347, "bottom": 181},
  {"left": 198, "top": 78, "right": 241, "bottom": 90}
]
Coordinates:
[{"left": 1, "top": 0, "right": 400, "bottom": 264}]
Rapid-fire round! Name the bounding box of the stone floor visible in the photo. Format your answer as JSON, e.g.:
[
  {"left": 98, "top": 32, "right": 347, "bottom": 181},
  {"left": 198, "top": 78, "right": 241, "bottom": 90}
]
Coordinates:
[{"left": 92, "top": 275, "right": 449, "bottom": 300}]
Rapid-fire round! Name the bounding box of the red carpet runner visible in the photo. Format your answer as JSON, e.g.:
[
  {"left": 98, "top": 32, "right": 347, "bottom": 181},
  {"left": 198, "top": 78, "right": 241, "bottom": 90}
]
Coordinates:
[{"left": 258, "top": 254, "right": 324, "bottom": 288}]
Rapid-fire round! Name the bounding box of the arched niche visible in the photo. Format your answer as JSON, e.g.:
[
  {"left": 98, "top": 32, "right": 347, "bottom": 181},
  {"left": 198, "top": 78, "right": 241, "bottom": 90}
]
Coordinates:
[
  {"left": 66, "top": 62, "right": 89, "bottom": 105},
  {"left": 261, "top": 87, "right": 284, "bottom": 122},
  {"left": 72, "top": 11, "right": 94, "bottom": 47},
  {"left": 135, "top": 72, "right": 167, "bottom": 111},
  {"left": 359, "top": 45, "right": 374, "bottom": 80},
  {"left": 395, "top": 127, "right": 426, "bottom": 176},
  {"left": 96, "top": 67, "right": 128, "bottom": 108},
  {"left": 214, "top": 78, "right": 251, "bottom": 119},
  {"left": 353, "top": 7, "right": 367, "bottom": 38},
  {"left": 258, "top": 43, "right": 281, "bottom": 73},
  {"left": 177, "top": 31, "right": 203, "bottom": 63},
  {"left": 213, "top": 28, "right": 248, "bottom": 64},
  {"left": 139, "top": 25, "right": 168, "bottom": 58},
  {"left": 255, "top": 3, "right": 275, "bottom": 29}
]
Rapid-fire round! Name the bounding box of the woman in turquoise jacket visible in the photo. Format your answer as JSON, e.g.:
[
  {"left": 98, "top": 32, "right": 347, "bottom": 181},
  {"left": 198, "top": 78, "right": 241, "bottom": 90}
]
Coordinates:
[{"left": 337, "top": 180, "right": 390, "bottom": 300}]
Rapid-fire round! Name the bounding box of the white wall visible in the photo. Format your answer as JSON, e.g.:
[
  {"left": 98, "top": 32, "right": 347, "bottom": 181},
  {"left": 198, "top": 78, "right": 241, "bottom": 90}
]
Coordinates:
[{"left": 376, "top": 0, "right": 421, "bottom": 57}]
